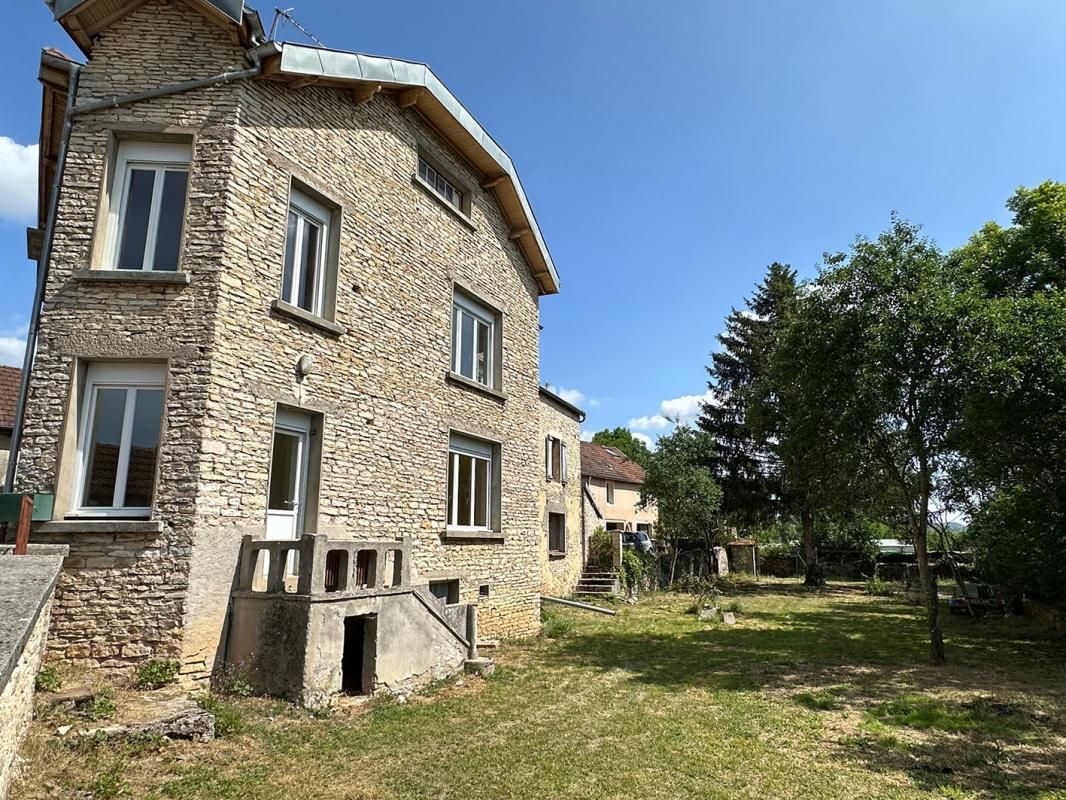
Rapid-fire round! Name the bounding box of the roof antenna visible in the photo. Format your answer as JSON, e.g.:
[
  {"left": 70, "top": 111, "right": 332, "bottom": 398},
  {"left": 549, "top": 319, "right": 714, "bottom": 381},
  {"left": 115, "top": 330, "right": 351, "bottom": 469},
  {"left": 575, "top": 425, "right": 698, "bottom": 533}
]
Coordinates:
[{"left": 268, "top": 7, "right": 327, "bottom": 47}]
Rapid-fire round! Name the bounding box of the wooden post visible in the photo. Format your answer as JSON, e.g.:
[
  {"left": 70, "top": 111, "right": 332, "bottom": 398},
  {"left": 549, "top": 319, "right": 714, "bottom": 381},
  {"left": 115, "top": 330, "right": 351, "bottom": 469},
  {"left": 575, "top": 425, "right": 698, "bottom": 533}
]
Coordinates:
[{"left": 13, "top": 494, "right": 32, "bottom": 555}]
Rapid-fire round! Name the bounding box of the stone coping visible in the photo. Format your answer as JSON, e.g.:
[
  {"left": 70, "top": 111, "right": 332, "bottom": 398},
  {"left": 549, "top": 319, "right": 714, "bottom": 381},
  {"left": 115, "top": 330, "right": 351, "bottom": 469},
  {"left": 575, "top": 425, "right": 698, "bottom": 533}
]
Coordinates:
[
  {"left": 0, "top": 548, "right": 68, "bottom": 691},
  {"left": 231, "top": 584, "right": 412, "bottom": 604},
  {"left": 72, "top": 269, "right": 191, "bottom": 285},
  {"left": 269, "top": 299, "right": 347, "bottom": 337},
  {"left": 35, "top": 520, "right": 163, "bottom": 535},
  {"left": 444, "top": 371, "right": 507, "bottom": 403}
]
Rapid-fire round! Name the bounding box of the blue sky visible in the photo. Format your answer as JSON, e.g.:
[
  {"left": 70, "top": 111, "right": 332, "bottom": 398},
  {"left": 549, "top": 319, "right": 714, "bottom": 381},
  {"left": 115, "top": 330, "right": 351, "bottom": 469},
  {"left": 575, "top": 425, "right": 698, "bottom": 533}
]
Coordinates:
[{"left": 2, "top": 1, "right": 1065, "bottom": 446}]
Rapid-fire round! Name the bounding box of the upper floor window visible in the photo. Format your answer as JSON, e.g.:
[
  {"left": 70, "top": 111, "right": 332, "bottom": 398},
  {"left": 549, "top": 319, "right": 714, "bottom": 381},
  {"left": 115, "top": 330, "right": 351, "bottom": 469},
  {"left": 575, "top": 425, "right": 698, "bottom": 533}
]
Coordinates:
[
  {"left": 606, "top": 481, "right": 616, "bottom": 505},
  {"left": 76, "top": 363, "right": 166, "bottom": 517},
  {"left": 107, "top": 142, "right": 191, "bottom": 271},
  {"left": 545, "top": 436, "right": 568, "bottom": 483},
  {"left": 282, "top": 188, "right": 332, "bottom": 317},
  {"left": 452, "top": 291, "right": 497, "bottom": 388},
  {"left": 418, "top": 155, "right": 464, "bottom": 213}
]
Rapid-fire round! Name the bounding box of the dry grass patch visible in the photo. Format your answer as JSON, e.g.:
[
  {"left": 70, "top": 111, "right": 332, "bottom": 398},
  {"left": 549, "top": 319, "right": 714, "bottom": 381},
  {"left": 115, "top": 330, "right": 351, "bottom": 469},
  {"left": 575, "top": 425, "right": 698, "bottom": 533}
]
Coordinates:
[{"left": 11, "top": 582, "right": 1066, "bottom": 800}]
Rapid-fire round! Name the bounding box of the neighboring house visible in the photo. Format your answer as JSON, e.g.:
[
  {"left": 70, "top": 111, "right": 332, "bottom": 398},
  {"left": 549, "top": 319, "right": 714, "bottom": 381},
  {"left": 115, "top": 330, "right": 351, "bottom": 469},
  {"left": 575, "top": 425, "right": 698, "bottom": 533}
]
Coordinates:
[
  {"left": 537, "top": 387, "right": 584, "bottom": 597},
  {"left": 0, "top": 366, "right": 19, "bottom": 478},
  {"left": 580, "top": 442, "right": 657, "bottom": 539},
  {"left": 14, "top": 0, "right": 564, "bottom": 701}
]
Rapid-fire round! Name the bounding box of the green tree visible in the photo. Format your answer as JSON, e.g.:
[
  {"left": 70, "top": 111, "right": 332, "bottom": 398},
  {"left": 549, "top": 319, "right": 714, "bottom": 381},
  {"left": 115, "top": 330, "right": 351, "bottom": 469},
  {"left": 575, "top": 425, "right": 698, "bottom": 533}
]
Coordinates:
[
  {"left": 698, "top": 263, "right": 799, "bottom": 525},
  {"left": 590, "top": 427, "right": 652, "bottom": 468},
  {"left": 949, "top": 182, "right": 1066, "bottom": 603},
  {"left": 775, "top": 217, "right": 961, "bottom": 662},
  {"left": 640, "top": 425, "right": 723, "bottom": 548}
]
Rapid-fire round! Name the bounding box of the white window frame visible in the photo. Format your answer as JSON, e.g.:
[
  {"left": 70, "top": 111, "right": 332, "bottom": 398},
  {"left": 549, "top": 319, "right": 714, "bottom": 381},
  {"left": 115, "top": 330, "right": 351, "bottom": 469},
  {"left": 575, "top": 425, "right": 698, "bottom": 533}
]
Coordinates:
[
  {"left": 417, "top": 155, "right": 465, "bottom": 214},
  {"left": 105, "top": 141, "right": 191, "bottom": 271},
  {"left": 447, "top": 433, "right": 494, "bottom": 531},
  {"left": 73, "top": 362, "right": 167, "bottom": 517},
  {"left": 606, "top": 480, "right": 616, "bottom": 505},
  {"left": 281, "top": 187, "right": 332, "bottom": 318},
  {"left": 452, "top": 292, "right": 496, "bottom": 388}
]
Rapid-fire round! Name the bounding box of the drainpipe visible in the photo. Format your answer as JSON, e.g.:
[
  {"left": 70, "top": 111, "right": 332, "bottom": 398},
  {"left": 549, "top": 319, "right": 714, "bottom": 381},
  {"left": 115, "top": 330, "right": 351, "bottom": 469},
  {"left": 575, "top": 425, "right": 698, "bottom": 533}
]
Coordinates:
[
  {"left": 3, "top": 43, "right": 275, "bottom": 494},
  {"left": 4, "top": 60, "right": 82, "bottom": 494}
]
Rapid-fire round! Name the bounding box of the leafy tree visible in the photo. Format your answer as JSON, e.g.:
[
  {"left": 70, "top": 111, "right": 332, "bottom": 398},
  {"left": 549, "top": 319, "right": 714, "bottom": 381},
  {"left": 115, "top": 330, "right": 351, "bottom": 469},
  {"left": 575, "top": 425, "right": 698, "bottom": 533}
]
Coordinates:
[
  {"left": 640, "top": 425, "right": 723, "bottom": 548},
  {"left": 698, "top": 263, "right": 799, "bottom": 523},
  {"left": 590, "top": 427, "right": 652, "bottom": 468},
  {"left": 774, "top": 217, "right": 960, "bottom": 662},
  {"left": 949, "top": 182, "right": 1066, "bottom": 603}
]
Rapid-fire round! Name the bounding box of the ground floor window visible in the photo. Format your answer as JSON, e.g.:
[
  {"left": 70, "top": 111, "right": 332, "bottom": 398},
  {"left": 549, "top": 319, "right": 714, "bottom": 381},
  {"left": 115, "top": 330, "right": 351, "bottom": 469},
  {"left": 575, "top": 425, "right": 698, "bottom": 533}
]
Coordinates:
[
  {"left": 548, "top": 512, "right": 566, "bottom": 554},
  {"left": 447, "top": 432, "right": 497, "bottom": 530},
  {"left": 75, "top": 363, "right": 166, "bottom": 516}
]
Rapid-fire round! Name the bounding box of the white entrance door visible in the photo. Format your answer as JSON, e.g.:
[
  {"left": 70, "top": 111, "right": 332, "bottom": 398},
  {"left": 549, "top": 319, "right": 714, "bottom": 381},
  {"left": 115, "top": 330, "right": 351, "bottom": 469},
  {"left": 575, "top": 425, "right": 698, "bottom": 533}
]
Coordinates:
[{"left": 266, "top": 410, "right": 311, "bottom": 576}]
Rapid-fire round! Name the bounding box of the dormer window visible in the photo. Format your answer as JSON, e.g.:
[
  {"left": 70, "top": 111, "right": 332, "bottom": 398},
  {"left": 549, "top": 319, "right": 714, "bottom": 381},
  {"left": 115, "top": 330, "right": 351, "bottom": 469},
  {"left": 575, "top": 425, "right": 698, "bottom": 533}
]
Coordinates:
[{"left": 107, "top": 142, "right": 191, "bottom": 271}]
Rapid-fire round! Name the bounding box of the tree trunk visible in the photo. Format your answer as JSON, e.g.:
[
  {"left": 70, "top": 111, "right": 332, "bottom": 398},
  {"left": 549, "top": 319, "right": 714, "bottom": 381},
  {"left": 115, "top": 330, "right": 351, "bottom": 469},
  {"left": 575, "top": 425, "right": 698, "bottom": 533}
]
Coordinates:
[
  {"left": 801, "top": 507, "right": 823, "bottom": 586},
  {"left": 915, "top": 484, "right": 945, "bottom": 664}
]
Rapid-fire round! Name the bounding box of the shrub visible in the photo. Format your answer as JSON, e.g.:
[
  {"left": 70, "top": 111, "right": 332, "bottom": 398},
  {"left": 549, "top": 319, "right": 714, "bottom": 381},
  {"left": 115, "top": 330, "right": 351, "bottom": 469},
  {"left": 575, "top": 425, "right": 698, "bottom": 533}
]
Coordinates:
[
  {"left": 35, "top": 664, "right": 62, "bottom": 693},
  {"left": 541, "top": 607, "right": 576, "bottom": 639},
  {"left": 197, "top": 695, "right": 245, "bottom": 737},
  {"left": 134, "top": 659, "right": 180, "bottom": 690},
  {"left": 215, "top": 663, "right": 255, "bottom": 697},
  {"left": 865, "top": 576, "right": 893, "bottom": 596},
  {"left": 723, "top": 599, "right": 742, "bottom": 614},
  {"left": 84, "top": 688, "right": 117, "bottom": 721},
  {"left": 619, "top": 549, "right": 657, "bottom": 596},
  {"left": 587, "top": 528, "right": 613, "bottom": 569}
]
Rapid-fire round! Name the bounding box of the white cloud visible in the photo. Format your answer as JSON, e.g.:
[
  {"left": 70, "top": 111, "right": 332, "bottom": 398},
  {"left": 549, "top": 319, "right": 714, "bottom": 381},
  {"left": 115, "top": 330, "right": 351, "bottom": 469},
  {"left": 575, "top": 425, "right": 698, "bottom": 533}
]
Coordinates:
[
  {"left": 628, "top": 413, "right": 670, "bottom": 430},
  {"left": 545, "top": 384, "right": 596, "bottom": 410},
  {"left": 580, "top": 430, "right": 594, "bottom": 442},
  {"left": 0, "top": 138, "right": 38, "bottom": 223},
  {"left": 660, "top": 390, "right": 716, "bottom": 425},
  {"left": 631, "top": 431, "right": 653, "bottom": 448},
  {"left": 0, "top": 336, "right": 26, "bottom": 367},
  {"left": 629, "top": 389, "right": 717, "bottom": 432}
]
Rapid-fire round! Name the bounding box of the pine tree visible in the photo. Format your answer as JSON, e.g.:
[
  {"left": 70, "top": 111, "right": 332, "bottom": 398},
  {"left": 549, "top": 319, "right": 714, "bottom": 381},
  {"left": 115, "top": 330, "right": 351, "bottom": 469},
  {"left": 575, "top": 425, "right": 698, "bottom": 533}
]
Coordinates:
[{"left": 698, "top": 263, "right": 799, "bottom": 530}]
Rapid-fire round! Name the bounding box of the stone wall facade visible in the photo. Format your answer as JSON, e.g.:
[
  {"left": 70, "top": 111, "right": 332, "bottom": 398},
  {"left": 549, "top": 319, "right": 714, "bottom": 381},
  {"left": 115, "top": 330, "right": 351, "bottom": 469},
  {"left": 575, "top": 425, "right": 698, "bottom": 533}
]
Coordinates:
[
  {"left": 537, "top": 394, "right": 584, "bottom": 597},
  {"left": 18, "top": 0, "right": 554, "bottom": 682},
  {"left": 0, "top": 597, "right": 51, "bottom": 800}
]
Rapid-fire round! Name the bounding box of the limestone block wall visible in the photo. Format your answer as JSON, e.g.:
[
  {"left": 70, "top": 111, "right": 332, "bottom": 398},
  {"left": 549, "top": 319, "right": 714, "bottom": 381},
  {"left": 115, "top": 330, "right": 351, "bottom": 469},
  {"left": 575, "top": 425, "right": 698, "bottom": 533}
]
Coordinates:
[
  {"left": 537, "top": 397, "right": 584, "bottom": 597},
  {"left": 180, "top": 71, "right": 546, "bottom": 668},
  {"left": 15, "top": 1, "right": 247, "bottom": 677},
  {"left": 17, "top": 0, "right": 550, "bottom": 681}
]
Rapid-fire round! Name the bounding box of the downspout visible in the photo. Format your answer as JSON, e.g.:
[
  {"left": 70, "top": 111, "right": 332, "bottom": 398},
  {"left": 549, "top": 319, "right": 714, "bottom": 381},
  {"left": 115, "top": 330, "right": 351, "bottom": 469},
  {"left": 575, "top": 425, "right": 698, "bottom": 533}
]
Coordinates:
[
  {"left": 4, "top": 42, "right": 275, "bottom": 494},
  {"left": 3, "top": 60, "right": 82, "bottom": 494}
]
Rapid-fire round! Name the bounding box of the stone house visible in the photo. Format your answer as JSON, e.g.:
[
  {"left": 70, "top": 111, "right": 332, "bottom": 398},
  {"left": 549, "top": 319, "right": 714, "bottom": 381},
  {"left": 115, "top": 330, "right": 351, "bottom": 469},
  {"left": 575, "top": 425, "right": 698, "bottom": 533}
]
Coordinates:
[
  {"left": 580, "top": 442, "right": 657, "bottom": 539},
  {"left": 12, "top": 0, "right": 568, "bottom": 701},
  {"left": 537, "top": 387, "right": 585, "bottom": 598}
]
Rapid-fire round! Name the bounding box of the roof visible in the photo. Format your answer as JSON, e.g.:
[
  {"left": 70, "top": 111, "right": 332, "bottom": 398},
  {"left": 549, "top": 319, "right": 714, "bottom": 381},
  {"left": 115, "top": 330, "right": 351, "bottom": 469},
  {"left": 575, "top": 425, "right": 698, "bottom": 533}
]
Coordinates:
[
  {"left": 538, "top": 386, "right": 585, "bottom": 421},
  {"left": 45, "top": 0, "right": 561, "bottom": 296},
  {"left": 580, "top": 442, "right": 646, "bottom": 485},
  {"left": 0, "top": 366, "right": 22, "bottom": 432}
]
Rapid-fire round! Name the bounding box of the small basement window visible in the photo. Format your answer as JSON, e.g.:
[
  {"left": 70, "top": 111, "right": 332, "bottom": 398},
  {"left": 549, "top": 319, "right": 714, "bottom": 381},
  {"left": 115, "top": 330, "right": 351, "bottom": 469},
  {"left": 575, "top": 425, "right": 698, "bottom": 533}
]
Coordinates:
[{"left": 429, "top": 579, "right": 460, "bottom": 606}]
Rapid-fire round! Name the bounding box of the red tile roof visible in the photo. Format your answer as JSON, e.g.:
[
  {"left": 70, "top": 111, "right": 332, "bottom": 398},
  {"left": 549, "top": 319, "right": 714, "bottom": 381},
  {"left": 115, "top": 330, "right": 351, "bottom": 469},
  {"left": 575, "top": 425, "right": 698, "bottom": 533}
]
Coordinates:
[
  {"left": 580, "top": 441, "right": 647, "bottom": 484},
  {"left": 0, "top": 366, "right": 20, "bottom": 432}
]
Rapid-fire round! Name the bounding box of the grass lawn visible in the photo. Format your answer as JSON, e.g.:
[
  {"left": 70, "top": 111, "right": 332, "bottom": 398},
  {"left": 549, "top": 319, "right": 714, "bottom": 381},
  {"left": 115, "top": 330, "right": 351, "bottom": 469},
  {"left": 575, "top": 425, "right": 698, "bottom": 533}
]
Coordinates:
[{"left": 15, "top": 580, "right": 1066, "bottom": 800}]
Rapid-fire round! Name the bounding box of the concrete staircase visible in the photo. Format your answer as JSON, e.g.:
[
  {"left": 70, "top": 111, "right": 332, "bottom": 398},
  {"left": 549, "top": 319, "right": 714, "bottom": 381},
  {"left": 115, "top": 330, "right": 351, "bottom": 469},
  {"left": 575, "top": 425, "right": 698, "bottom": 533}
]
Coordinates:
[{"left": 575, "top": 568, "right": 619, "bottom": 597}]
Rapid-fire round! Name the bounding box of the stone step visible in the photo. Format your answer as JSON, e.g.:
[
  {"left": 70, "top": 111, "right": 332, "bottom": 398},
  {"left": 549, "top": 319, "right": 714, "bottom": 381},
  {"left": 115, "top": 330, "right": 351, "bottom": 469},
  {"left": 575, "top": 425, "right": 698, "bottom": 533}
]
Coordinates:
[{"left": 575, "top": 589, "right": 615, "bottom": 596}]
